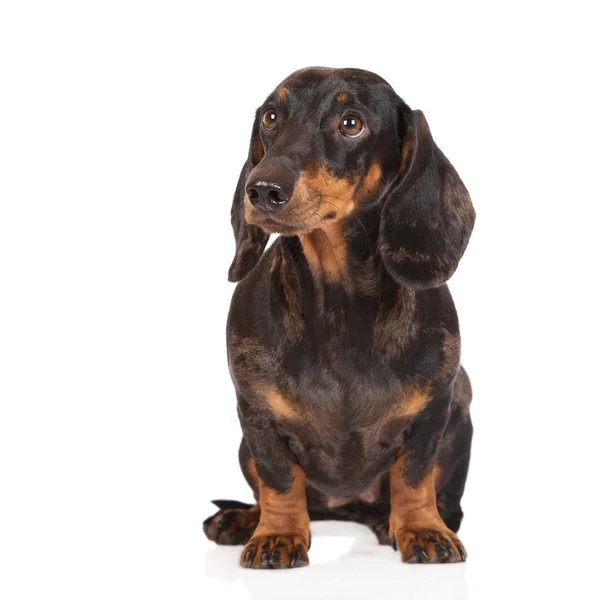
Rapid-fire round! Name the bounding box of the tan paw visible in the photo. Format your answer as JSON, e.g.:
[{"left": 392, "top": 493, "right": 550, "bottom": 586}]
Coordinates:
[
  {"left": 392, "top": 525, "right": 467, "bottom": 563},
  {"left": 240, "top": 533, "right": 310, "bottom": 569}
]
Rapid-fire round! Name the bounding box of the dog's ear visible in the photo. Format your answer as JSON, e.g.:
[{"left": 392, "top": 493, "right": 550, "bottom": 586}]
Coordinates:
[
  {"left": 379, "top": 108, "right": 475, "bottom": 289},
  {"left": 228, "top": 111, "right": 270, "bottom": 282}
]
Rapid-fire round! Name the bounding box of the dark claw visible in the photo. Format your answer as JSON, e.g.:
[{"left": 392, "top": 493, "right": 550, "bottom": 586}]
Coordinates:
[
  {"left": 457, "top": 545, "right": 467, "bottom": 561},
  {"left": 243, "top": 550, "right": 254, "bottom": 567},
  {"left": 260, "top": 551, "right": 270, "bottom": 566},
  {"left": 435, "top": 544, "right": 450, "bottom": 560},
  {"left": 269, "top": 550, "right": 280, "bottom": 565},
  {"left": 391, "top": 536, "right": 397, "bottom": 551},
  {"left": 290, "top": 548, "right": 308, "bottom": 568},
  {"left": 290, "top": 548, "right": 301, "bottom": 567},
  {"left": 414, "top": 544, "right": 429, "bottom": 562}
]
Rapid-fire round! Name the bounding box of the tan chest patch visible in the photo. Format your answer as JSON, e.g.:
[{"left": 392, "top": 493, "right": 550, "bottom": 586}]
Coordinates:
[
  {"left": 298, "top": 225, "right": 348, "bottom": 283},
  {"left": 292, "top": 160, "right": 382, "bottom": 285}
]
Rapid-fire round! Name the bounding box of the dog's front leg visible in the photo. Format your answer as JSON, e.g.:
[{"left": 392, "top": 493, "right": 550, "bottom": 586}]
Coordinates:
[
  {"left": 238, "top": 407, "right": 310, "bottom": 569},
  {"left": 389, "top": 387, "right": 467, "bottom": 563}
]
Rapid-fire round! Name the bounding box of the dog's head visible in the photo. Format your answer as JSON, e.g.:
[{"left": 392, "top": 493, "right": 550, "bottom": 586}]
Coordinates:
[{"left": 228, "top": 67, "right": 475, "bottom": 289}]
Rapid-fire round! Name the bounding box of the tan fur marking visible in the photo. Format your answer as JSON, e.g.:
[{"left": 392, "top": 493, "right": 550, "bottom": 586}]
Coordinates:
[
  {"left": 381, "top": 386, "right": 431, "bottom": 424},
  {"left": 241, "top": 464, "right": 310, "bottom": 567},
  {"left": 255, "top": 464, "right": 309, "bottom": 534},
  {"left": 247, "top": 162, "right": 377, "bottom": 240},
  {"left": 278, "top": 87, "right": 288, "bottom": 102},
  {"left": 336, "top": 91, "right": 348, "bottom": 103},
  {"left": 292, "top": 165, "right": 359, "bottom": 283},
  {"left": 295, "top": 166, "right": 358, "bottom": 220},
  {"left": 361, "top": 160, "right": 382, "bottom": 196},
  {"left": 263, "top": 386, "right": 301, "bottom": 421},
  {"left": 298, "top": 224, "right": 348, "bottom": 283},
  {"left": 243, "top": 193, "right": 255, "bottom": 223},
  {"left": 388, "top": 452, "right": 466, "bottom": 562},
  {"left": 397, "top": 388, "right": 430, "bottom": 418},
  {"left": 389, "top": 453, "right": 441, "bottom": 531}
]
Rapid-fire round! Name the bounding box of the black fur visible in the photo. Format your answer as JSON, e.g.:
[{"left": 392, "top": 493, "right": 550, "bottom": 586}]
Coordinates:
[{"left": 206, "top": 67, "right": 475, "bottom": 567}]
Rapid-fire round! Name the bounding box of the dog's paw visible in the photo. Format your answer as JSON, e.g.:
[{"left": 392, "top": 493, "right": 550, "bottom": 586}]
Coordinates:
[
  {"left": 203, "top": 506, "right": 259, "bottom": 545},
  {"left": 392, "top": 524, "right": 467, "bottom": 563},
  {"left": 240, "top": 533, "right": 309, "bottom": 569}
]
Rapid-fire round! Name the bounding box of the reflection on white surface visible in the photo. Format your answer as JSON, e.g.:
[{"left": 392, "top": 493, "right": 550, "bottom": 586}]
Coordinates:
[
  {"left": 203, "top": 521, "right": 469, "bottom": 600},
  {"left": 309, "top": 534, "right": 357, "bottom": 565}
]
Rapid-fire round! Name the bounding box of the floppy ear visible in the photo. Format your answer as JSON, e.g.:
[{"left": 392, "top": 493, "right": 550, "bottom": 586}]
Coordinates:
[
  {"left": 379, "top": 109, "right": 475, "bottom": 289},
  {"left": 227, "top": 111, "right": 270, "bottom": 282}
]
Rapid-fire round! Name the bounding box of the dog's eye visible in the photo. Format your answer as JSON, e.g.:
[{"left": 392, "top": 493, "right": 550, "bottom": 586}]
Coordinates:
[
  {"left": 262, "top": 108, "right": 278, "bottom": 130},
  {"left": 339, "top": 114, "right": 364, "bottom": 138}
]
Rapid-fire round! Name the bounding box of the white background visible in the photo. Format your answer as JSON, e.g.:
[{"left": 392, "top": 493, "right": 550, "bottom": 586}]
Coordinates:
[{"left": 1, "top": 1, "right": 599, "bottom": 599}]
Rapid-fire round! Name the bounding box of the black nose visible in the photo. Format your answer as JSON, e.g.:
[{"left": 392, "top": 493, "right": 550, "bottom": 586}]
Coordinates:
[{"left": 246, "top": 180, "right": 290, "bottom": 211}]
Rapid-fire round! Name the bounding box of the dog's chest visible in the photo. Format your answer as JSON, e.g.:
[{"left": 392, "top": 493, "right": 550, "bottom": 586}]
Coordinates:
[{"left": 276, "top": 354, "right": 418, "bottom": 497}]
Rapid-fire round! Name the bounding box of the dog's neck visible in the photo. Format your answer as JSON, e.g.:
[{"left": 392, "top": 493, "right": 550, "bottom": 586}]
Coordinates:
[
  {"left": 293, "top": 207, "right": 381, "bottom": 298},
  {"left": 297, "top": 225, "right": 350, "bottom": 286},
  {"left": 274, "top": 211, "right": 383, "bottom": 347}
]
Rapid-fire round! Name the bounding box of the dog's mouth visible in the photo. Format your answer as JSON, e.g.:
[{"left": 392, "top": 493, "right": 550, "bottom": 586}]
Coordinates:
[
  {"left": 244, "top": 193, "right": 319, "bottom": 235},
  {"left": 251, "top": 215, "right": 300, "bottom": 235}
]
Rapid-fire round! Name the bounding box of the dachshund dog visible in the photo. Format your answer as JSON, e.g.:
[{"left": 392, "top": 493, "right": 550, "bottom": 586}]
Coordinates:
[{"left": 203, "top": 67, "right": 475, "bottom": 568}]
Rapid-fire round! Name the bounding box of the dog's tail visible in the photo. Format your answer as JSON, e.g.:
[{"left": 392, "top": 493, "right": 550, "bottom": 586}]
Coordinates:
[{"left": 210, "top": 499, "right": 255, "bottom": 511}]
